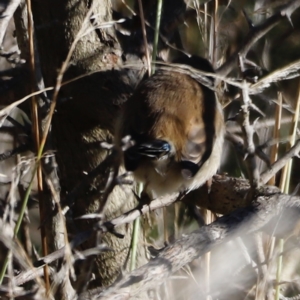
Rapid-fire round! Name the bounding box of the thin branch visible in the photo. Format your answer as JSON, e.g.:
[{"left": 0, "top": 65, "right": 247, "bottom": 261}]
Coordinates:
[
  {"left": 8, "top": 176, "right": 286, "bottom": 285},
  {"left": 98, "top": 193, "right": 179, "bottom": 231},
  {"left": 94, "top": 193, "right": 300, "bottom": 300},
  {"left": 260, "top": 139, "right": 300, "bottom": 185},
  {"left": 13, "top": 230, "right": 92, "bottom": 286},
  {"left": 216, "top": 0, "right": 300, "bottom": 77},
  {"left": 137, "top": 0, "right": 151, "bottom": 75},
  {"left": 238, "top": 56, "right": 260, "bottom": 187}
]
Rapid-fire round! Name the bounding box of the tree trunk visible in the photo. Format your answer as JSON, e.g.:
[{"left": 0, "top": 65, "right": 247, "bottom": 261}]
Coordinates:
[{"left": 31, "top": 0, "right": 147, "bottom": 289}]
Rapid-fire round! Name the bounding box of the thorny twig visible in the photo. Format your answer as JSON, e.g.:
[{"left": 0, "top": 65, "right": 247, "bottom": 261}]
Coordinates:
[
  {"left": 217, "top": 0, "right": 300, "bottom": 77},
  {"left": 238, "top": 55, "right": 260, "bottom": 188}
]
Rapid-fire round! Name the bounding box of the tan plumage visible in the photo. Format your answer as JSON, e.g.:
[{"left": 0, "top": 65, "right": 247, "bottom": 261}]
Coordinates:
[{"left": 116, "top": 56, "right": 224, "bottom": 198}]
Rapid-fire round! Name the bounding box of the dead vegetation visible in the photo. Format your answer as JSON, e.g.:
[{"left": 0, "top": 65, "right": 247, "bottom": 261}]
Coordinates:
[{"left": 0, "top": 0, "right": 300, "bottom": 299}]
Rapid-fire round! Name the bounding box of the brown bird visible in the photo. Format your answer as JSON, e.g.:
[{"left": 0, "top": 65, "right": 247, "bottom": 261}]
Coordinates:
[{"left": 116, "top": 56, "right": 224, "bottom": 199}]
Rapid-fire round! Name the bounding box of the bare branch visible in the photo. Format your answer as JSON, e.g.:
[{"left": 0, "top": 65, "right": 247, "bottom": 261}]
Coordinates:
[
  {"left": 249, "top": 59, "right": 300, "bottom": 95},
  {"left": 217, "top": 0, "right": 300, "bottom": 77},
  {"left": 260, "top": 139, "right": 300, "bottom": 184},
  {"left": 9, "top": 176, "right": 285, "bottom": 289},
  {"left": 99, "top": 193, "right": 179, "bottom": 231},
  {"left": 94, "top": 193, "right": 300, "bottom": 300}
]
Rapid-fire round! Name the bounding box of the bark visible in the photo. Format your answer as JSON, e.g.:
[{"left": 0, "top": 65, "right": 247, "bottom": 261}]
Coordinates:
[
  {"left": 95, "top": 192, "right": 300, "bottom": 300},
  {"left": 30, "top": 0, "right": 147, "bottom": 289}
]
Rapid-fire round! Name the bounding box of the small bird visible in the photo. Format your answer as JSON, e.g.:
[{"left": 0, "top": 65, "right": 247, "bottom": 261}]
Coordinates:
[{"left": 116, "top": 56, "right": 224, "bottom": 199}]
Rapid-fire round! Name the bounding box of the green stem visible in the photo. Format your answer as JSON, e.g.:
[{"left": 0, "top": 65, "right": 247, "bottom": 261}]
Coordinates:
[
  {"left": 0, "top": 135, "right": 45, "bottom": 284},
  {"left": 0, "top": 160, "right": 39, "bottom": 284}
]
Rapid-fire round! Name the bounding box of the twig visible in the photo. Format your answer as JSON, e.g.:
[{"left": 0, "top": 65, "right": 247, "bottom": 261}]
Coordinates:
[
  {"left": 95, "top": 193, "right": 300, "bottom": 300},
  {"left": 238, "top": 55, "right": 260, "bottom": 187},
  {"left": 9, "top": 176, "right": 282, "bottom": 288},
  {"left": 268, "top": 92, "right": 282, "bottom": 186},
  {"left": 217, "top": 0, "right": 300, "bottom": 77},
  {"left": 260, "top": 139, "right": 300, "bottom": 185},
  {"left": 151, "top": 0, "right": 163, "bottom": 74},
  {"left": 137, "top": 0, "right": 151, "bottom": 75},
  {"left": 13, "top": 229, "right": 92, "bottom": 286},
  {"left": 98, "top": 193, "right": 179, "bottom": 231},
  {"left": 26, "top": 0, "right": 51, "bottom": 290}
]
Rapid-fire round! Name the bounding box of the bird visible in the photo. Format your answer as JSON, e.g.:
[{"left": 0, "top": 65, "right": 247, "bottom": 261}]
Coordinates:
[{"left": 115, "top": 55, "right": 224, "bottom": 199}]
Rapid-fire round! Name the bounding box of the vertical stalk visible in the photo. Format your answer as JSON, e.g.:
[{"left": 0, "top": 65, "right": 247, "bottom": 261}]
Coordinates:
[
  {"left": 26, "top": 0, "right": 50, "bottom": 291},
  {"left": 137, "top": 0, "right": 151, "bottom": 76},
  {"left": 151, "top": 0, "right": 163, "bottom": 74},
  {"left": 276, "top": 81, "right": 300, "bottom": 300}
]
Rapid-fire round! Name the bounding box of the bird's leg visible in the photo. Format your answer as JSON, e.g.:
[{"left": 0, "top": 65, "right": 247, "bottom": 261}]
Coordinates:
[{"left": 133, "top": 185, "right": 152, "bottom": 214}]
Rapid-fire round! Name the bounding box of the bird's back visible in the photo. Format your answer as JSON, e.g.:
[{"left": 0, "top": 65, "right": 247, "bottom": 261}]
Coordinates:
[{"left": 116, "top": 64, "right": 224, "bottom": 197}]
